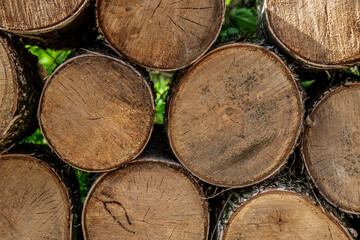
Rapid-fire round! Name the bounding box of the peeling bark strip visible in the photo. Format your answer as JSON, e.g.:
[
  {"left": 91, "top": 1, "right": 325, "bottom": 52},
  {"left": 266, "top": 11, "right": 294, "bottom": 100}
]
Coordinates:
[
  {"left": 0, "top": 33, "right": 38, "bottom": 153},
  {"left": 222, "top": 191, "right": 352, "bottom": 240},
  {"left": 263, "top": 0, "right": 360, "bottom": 69},
  {"left": 82, "top": 160, "right": 209, "bottom": 240},
  {"left": 0, "top": 154, "right": 72, "bottom": 240},
  {"left": 167, "top": 43, "right": 303, "bottom": 187},
  {"left": 38, "top": 53, "right": 155, "bottom": 172},
  {"left": 302, "top": 83, "right": 360, "bottom": 214},
  {"left": 0, "top": 0, "right": 90, "bottom": 36},
  {"left": 96, "top": 0, "right": 225, "bottom": 70}
]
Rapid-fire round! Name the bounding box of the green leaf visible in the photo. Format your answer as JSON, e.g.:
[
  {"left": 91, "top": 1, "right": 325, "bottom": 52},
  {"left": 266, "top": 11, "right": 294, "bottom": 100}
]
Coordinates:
[
  {"left": 230, "top": 8, "right": 257, "bottom": 34},
  {"left": 25, "top": 45, "right": 73, "bottom": 75},
  {"left": 301, "top": 80, "right": 315, "bottom": 88}
]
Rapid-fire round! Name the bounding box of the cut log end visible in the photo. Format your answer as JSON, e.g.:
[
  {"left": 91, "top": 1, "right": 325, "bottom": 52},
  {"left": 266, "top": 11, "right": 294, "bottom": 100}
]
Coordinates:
[
  {"left": 222, "top": 190, "right": 352, "bottom": 240},
  {"left": 0, "top": 37, "right": 16, "bottom": 136},
  {"left": 265, "top": 0, "right": 360, "bottom": 68},
  {"left": 39, "top": 54, "right": 155, "bottom": 172},
  {"left": 303, "top": 83, "right": 360, "bottom": 214},
  {"left": 82, "top": 159, "right": 209, "bottom": 240},
  {"left": 0, "top": 154, "right": 71, "bottom": 239},
  {"left": 96, "top": 0, "right": 225, "bottom": 70},
  {"left": 0, "top": 0, "right": 89, "bottom": 35},
  {"left": 168, "top": 43, "right": 303, "bottom": 187}
]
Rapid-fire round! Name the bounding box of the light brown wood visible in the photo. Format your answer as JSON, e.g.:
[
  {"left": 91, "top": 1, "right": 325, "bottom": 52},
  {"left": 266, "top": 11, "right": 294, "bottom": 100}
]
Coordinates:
[
  {"left": 0, "top": 33, "right": 38, "bottom": 152},
  {"left": 82, "top": 159, "right": 209, "bottom": 240},
  {"left": 302, "top": 83, "right": 360, "bottom": 214},
  {"left": 168, "top": 43, "right": 303, "bottom": 187},
  {"left": 96, "top": 0, "right": 225, "bottom": 70},
  {"left": 0, "top": 154, "right": 72, "bottom": 239},
  {"left": 39, "top": 53, "right": 155, "bottom": 172},
  {"left": 0, "top": 0, "right": 89, "bottom": 35},
  {"left": 264, "top": 0, "right": 360, "bottom": 68},
  {"left": 222, "top": 190, "right": 352, "bottom": 240}
]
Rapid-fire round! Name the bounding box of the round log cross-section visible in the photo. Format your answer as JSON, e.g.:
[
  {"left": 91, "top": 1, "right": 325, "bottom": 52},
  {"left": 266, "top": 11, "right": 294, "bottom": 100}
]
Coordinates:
[
  {"left": 0, "top": 154, "right": 72, "bottom": 239},
  {"left": 222, "top": 191, "right": 352, "bottom": 240},
  {"left": 96, "top": 0, "right": 225, "bottom": 70},
  {"left": 264, "top": 0, "right": 360, "bottom": 68},
  {"left": 82, "top": 159, "right": 209, "bottom": 240},
  {"left": 39, "top": 54, "right": 154, "bottom": 172},
  {"left": 302, "top": 83, "right": 360, "bottom": 214},
  {"left": 0, "top": 0, "right": 89, "bottom": 36},
  {"left": 168, "top": 43, "right": 303, "bottom": 187}
]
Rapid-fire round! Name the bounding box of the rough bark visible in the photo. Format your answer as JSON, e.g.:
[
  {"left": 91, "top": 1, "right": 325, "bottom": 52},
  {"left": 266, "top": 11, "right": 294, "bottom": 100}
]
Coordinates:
[
  {"left": 167, "top": 43, "right": 303, "bottom": 187},
  {"left": 0, "top": 32, "right": 39, "bottom": 153},
  {"left": 82, "top": 159, "right": 209, "bottom": 240},
  {"left": 302, "top": 83, "right": 360, "bottom": 214},
  {"left": 0, "top": 0, "right": 94, "bottom": 47},
  {"left": 261, "top": 0, "right": 360, "bottom": 69},
  {"left": 38, "top": 52, "right": 155, "bottom": 172},
  {"left": 0, "top": 152, "right": 82, "bottom": 240},
  {"left": 96, "top": 0, "right": 225, "bottom": 71},
  {"left": 221, "top": 190, "right": 353, "bottom": 240}
]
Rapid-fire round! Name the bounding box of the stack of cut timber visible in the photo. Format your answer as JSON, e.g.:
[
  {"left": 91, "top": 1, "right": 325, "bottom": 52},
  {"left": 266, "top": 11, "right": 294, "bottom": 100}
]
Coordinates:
[{"left": 0, "top": 0, "right": 359, "bottom": 239}]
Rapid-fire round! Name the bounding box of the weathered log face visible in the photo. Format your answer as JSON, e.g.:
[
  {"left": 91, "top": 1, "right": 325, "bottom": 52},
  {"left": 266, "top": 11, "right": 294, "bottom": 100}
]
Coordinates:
[
  {"left": 39, "top": 54, "right": 154, "bottom": 172},
  {"left": 222, "top": 190, "right": 352, "bottom": 240},
  {"left": 0, "top": 154, "right": 72, "bottom": 239},
  {"left": 264, "top": 0, "right": 360, "bottom": 68},
  {"left": 0, "top": 0, "right": 89, "bottom": 35},
  {"left": 0, "top": 33, "right": 38, "bottom": 152},
  {"left": 82, "top": 160, "right": 209, "bottom": 240},
  {"left": 96, "top": 0, "right": 225, "bottom": 70},
  {"left": 0, "top": 36, "right": 17, "bottom": 134},
  {"left": 168, "top": 43, "right": 303, "bottom": 187},
  {"left": 303, "top": 83, "right": 360, "bottom": 214}
]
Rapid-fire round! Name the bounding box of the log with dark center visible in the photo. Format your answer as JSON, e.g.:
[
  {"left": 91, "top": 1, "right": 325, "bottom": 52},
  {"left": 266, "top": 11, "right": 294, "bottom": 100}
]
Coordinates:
[
  {"left": 96, "top": 0, "right": 225, "bottom": 70},
  {"left": 168, "top": 43, "right": 303, "bottom": 187},
  {"left": 302, "top": 83, "right": 360, "bottom": 214},
  {"left": 263, "top": 0, "right": 360, "bottom": 68},
  {"left": 39, "top": 53, "right": 155, "bottom": 172}
]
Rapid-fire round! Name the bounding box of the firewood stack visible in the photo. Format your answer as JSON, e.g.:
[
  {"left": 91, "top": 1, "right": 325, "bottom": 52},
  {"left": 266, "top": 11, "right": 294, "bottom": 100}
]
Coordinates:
[{"left": 0, "top": 0, "right": 359, "bottom": 239}]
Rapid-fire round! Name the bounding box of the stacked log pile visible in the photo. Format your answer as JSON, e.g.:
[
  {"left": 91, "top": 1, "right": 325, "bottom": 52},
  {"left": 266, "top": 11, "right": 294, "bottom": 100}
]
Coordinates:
[{"left": 0, "top": 0, "right": 359, "bottom": 239}]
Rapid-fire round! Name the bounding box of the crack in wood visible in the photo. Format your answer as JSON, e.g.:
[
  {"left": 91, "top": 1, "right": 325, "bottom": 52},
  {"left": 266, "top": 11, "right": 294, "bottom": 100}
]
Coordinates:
[{"left": 103, "top": 200, "right": 136, "bottom": 234}]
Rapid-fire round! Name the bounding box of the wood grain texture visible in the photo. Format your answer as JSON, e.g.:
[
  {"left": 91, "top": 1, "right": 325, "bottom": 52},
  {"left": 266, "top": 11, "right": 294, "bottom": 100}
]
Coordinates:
[
  {"left": 0, "top": 33, "right": 39, "bottom": 152},
  {"left": 222, "top": 190, "right": 352, "bottom": 240},
  {"left": 168, "top": 43, "right": 303, "bottom": 187},
  {"left": 82, "top": 159, "right": 209, "bottom": 240},
  {"left": 0, "top": 36, "right": 17, "bottom": 135},
  {"left": 302, "top": 83, "right": 360, "bottom": 214},
  {"left": 0, "top": 154, "right": 71, "bottom": 240},
  {"left": 264, "top": 0, "right": 360, "bottom": 68},
  {"left": 39, "top": 54, "right": 154, "bottom": 172},
  {"left": 0, "top": 0, "right": 89, "bottom": 35},
  {"left": 96, "top": 0, "right": 225, "bottom": 70}
]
